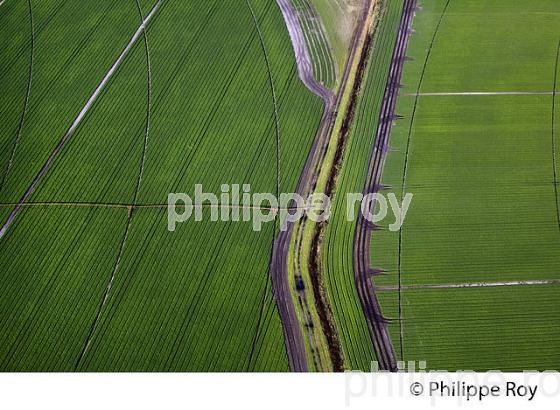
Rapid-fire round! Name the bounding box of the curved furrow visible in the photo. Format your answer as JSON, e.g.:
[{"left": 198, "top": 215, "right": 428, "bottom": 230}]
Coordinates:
[
  {"left": 0, "top": 0, "right": 34, "bottom": 192},
  {"left": 552, "top": 38, "right": 560, "bottom": 232},
  {"left": 243, "top": 0, "right": 281, "bottom": 199},
  {"left": 74, "top": 0, "right": 156, "bottom": 370},
  {"left": 396, "top": 0, "right": 452, "bottom": 361}
]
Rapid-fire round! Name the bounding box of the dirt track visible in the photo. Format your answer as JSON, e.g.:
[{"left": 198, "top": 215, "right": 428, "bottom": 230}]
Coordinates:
[
  {"left": 272, "top": 0, "right": 374, "bottom": 371},
  {"left": 353, "top": 0, "right": 417, "bottom": 372}
]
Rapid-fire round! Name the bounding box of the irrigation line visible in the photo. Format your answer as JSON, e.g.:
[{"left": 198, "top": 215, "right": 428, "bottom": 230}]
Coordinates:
[
  {"left": 74, "top": 0, "right": 158, "bottom": 370},
  {"left": 0, "top": 0, "right": 162, "bottom": 240},
  {"left": 552, "top": 39, "right": 560, "bottom": 232},
  {"left": 397, "top": 0, "right": 452, "bottom": 362},
  {"left": 0, "top": 0, "right": 34, "bottom": 192}
]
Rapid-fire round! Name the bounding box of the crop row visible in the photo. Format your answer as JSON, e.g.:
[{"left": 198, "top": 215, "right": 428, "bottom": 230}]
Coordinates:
[
  {"left": 291, "top": 0, "right": 337, "bottom": 88},
  {"left": 0, "top": 0, "right": 324, "bottom": 370},
  {"left": 321, "top": 0, "right": 406, "bottom": 371},
  {"left": 372, "top": 0, "right": 560, "bottom": 369}
]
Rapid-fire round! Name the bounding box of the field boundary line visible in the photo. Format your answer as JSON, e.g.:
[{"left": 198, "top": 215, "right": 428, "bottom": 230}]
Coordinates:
[
  {"left": 552, "top": 38, "right": 560, "bottom": 232},
  {"left": 397, "top": 0, "right": 452, "bottom": 362},
  {"left": 402, "top": 91, "right": 560, "bottom": 96},
  {"left": 0, "top": 0, "right": 162, "bottom": 240},
  {"left": 377, "top": 280, "right": 560, "bottom": 291},
  {"left": 0, "top": 0, "right": 34, "bottom": 192}
]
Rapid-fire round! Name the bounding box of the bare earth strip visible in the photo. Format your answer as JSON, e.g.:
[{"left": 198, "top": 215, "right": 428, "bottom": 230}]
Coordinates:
[
  {"left": 0, "top": 0, "right": 162, "bottom": 239},
  {"left": 377, "top": 280, "right": 560, "bottom": 292},
  {"left": 272, "top": 0, "right": 334, "bottom": 372},
  {"left": 353, "top": 0, "right": 417, "bottom": 372},
  {"left": 402, "top": 91, "right": 560, "bottom": 96}
]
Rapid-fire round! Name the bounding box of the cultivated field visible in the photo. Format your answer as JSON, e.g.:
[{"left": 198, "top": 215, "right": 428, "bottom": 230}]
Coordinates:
[
  {"left": 370, "top": 0, "right": 560, "bottom": 370},
  {"left": 0, "top": 0, "right": 324, "bottom": 371}
]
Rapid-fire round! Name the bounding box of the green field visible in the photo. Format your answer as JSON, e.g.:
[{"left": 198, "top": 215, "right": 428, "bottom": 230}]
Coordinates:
[
  {"left": 370, "top": 0, "right": 560, "bottom": 370},
  {"left": 1, "top": 0, "right": 559, "bottom": 373},
  {"left": 0, "top": 0, "right": 323, "bottom": 371}
]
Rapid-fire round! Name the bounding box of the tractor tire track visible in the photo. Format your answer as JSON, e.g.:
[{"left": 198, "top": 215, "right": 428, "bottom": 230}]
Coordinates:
[
  {"left": 396, "top": 0, "right": 452, "bottom": 362},
  {"left": 0, "top": 0, "right": 34, "bottom": 192},
  {"left": 552, "top": 38, "right": 560, "bottom": 232},
  {"left": 74, "top": 0, "right": 157, "bottom": 370},
  {"left": 353, "top": 0, "right": 417, "bottom": 372}
]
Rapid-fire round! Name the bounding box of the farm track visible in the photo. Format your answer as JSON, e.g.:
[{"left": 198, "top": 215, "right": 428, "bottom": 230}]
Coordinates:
[
  {"left": 0, "top": 0, "right": 162, "bottom": 240},
  {"left": 395, "top": 0, "right": 451, "bottom": 361},
  {"left": 552, "top": 39, "right": 560, "bottom": 232},
  {"left": 74, "top": 0, "right": 155, "bottom": 369},
  {"left": 353, "top": 0, "right": 417, "bottom": 371},
  {"left": 403, "top": 91, "right": 560, "bottom": 96},
  {"left": 273, "top": 0, "right": 334, "bottom": 372},
  {"left": 0, "top": 0, "right": 34, "bottom": 192},
  {"left": 273, "top": 0, "right": 376, "bottom": 371}
]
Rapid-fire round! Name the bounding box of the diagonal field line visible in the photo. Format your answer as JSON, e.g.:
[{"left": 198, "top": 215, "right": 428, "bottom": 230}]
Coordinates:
[
  {"left": 377, "top": 279, "right": 560, "bottom": 291},
  {"left": 402, "top": 91, "right": 560, "bottom": 96},
  {"left": 0, "top": 0, "right": 162, "bottom": 240}
]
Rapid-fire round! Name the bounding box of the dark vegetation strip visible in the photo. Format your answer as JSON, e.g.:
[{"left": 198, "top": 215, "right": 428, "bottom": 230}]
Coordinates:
[
  {"left": 0, "top": 0, "right": 34, "bottom": 192},
  {"left": 75, "top": 0, "right": 155, "bottom": 369},
  {"left": 309, "top": 30, "right": 377, "bottom": 372},
  {"left": 289, "top": 0, "right": 378, "bottom": 371},
  {"left": 552, "top": 38, "right": 560, "bottom": 232},
  {"left": 397, "top": 0, "right": 452, "bottom": 362}
]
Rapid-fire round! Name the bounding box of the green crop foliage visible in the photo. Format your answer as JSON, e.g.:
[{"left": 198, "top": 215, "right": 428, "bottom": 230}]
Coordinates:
[{"left": 0, "top": 0, "right": 324, "bottom": 371}]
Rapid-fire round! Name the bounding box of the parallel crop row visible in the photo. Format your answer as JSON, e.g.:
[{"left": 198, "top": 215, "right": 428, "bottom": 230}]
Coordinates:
[
  {"left": 291, "top": 0, "right": 337, "bottom": 88},
  {"left": 0, "top": 0, "right": 323, "bottom": 371},
  {"left": 321, "top": 0, "right": 406, "bottom": 371}
]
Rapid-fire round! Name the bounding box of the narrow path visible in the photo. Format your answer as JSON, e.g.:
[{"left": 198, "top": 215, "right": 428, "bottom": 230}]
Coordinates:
[
  {"left": 377, "top": 279, "right": 560, "bottom": 291},
  {"left": 402, "top": 91, "right": 560, "bottom": 96},
  {"left": 74, "top": 0, "right": 158, "bottom": 370},
  {"left": 396, "top": 0, "right": 452, "bottom": 364},
  {"left": 0, "top": 0, "right": 162, "bottom": 240},
  {"left": 0, "top": 0, "right": 34, "bottom": 192},
  {"left": 272, "top": 0, "right": 335, "bottom": 372},
  {"left": 353, "top": 0, "right": 417, "bottom": 371}
]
